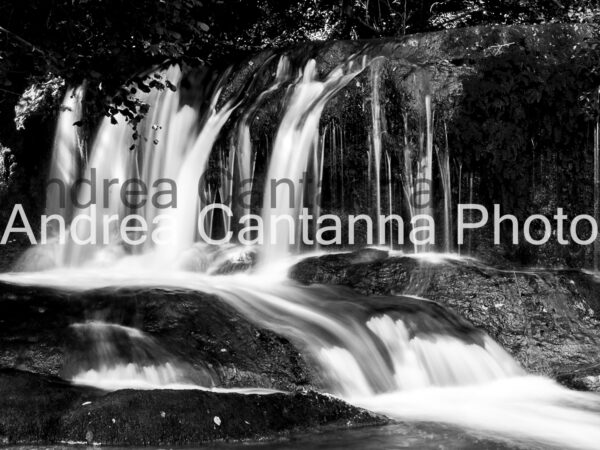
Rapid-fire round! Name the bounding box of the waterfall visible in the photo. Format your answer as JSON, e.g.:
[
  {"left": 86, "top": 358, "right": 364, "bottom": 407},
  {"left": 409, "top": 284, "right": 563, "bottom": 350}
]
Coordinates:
[
  {"left": 41, "top": 66, "right": 238, "bottom": 268},
  {"left": 370, "top": 60, "right": 384, "bottom": 244},
  {"left": 158, "top": 88, "right": 236, "bottom": 262},
  {"left": 47, "top": 86, "right": 86, "bottom": 219},
  {"left": 235, "top": 56, "right": 291, "bottom": 226},
  {"left": 385, "top": 150, "right": 393, "bottom": 248},
  {"left": 68, "top": 320, "right": 207, "bottom": 390},
  {"left": 4, "top": 47, "right": 600, "bottom": 450},
  {"left": 38, "top": 57, "right": 383, "bottom": 269},
  {"left": 3, "top": 263, "right": 600, "bottom": 449},
  {"left": 0, "top": 269, "right": 524, "bottom": 398},
  {"left": 63, "top": 66, "right": 187, "bottom": 266},
  {"left": 414, "top": 94, "right": 434, "bottom": 252},
  {"left": 437, "top": 122, "right": 452, "bottom": 253},
  {"left": 260, "top": 57, "right": 366, "bottom": 262},
  {"left": 467, "top": 172, "right": 475, "bottom": 254},
  {"left": 312, "top": 129, "right": 326, "bottom": 248},
  {"left": 67, "top": 320, "right": 273, "bottom": 394},
  {"left": 24, "top": 48, "right": 481, "bottom": 275}
]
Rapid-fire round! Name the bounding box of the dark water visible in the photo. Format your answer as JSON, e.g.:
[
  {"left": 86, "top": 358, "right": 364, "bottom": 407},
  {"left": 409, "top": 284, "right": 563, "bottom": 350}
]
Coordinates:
[
  {"left": 5, "top": 423, "right": 546, "bottom": 450},
  {"left": 231, "top": 424, "right": 527, "bottom": 450}
]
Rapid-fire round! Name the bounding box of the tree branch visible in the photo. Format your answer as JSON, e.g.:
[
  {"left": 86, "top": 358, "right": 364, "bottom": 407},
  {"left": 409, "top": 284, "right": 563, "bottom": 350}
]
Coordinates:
[{"left": 0, "top": 25, "right": 46, "bottom": 56}]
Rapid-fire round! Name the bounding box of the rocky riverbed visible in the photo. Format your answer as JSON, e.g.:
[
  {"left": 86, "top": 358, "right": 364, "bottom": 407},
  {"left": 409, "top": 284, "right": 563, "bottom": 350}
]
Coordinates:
[
  {"left": 1, "top": 248, "right": 600, "bottom": 446},
  {"left": 290, "top": 249, "right": 600, "bottom": 391},
  {"left": 0, "top": 282, "right": 393, "bottom": 446},
  {"left": 0, "top": 283, "right": 316, "bottom": 391}
]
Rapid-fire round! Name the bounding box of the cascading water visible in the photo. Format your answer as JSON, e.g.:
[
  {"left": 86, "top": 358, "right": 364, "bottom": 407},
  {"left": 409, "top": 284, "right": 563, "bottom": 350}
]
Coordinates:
[
  {"left": 41, "top": 65, "right": 239, "bottom": 268},
  {"left": 437, "top": 123, "right": 453, "bottom": 253},
  {"left": 47, "top": 86, "right": 86, "bottom": 219},
  {"left": 385, "top": 150, "right": 393, "bottom": 248},
  {"left": 370, "top": 59, "right": 384, "bottom": 245},
  {"left": 66, "top": 319, "right": 279, "bottom": 395},
  {"left": 3, "top": 263, "right": 600, "bottom": 449},
  {"left": 3, "top": 53, "right": 600, "bottom": 450},
  {"left": 235, "top": 56, "right": 291, "bottom": 226},
  {"left": 261, "top": 57, "right": 366, "bottom": 261},
  {"left": 68, "top": 321, "right": 207, "bottom": 390}
]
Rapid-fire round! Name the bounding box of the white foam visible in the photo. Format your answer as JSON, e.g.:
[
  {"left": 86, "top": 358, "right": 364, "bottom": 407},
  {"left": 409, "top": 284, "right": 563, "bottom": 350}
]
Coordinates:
[{"left": 354, "top": 376, "right": 600, "bottom": 450}]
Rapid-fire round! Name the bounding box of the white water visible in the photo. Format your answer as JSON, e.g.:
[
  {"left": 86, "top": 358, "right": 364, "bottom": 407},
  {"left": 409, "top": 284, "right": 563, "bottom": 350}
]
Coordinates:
[
  {"left": 39, "top": 66, "right": 238, "bottom": 268},
  {"left": 370, "top": 59, "right": 384, "bottom": 245},
  {"left": 2, "top": 260, "right": 600, "bottom": 449},
  {"left": 1, "top": 263, "right": 523, "bottom": 398},
  {"left": 261, "top": 57, "right": 366, "bottom": 261},
  {"left": 68, "top": 320, "right": 211, "bottom": 388},
  {"left": 34, "top": 56, "right": 455, "bottom": 270},
  {"left": 235, "top": 56, "right": 291, "bottom": 225},
  {"left": 47, "top": 86, "right": 86, "bottom": 219},
  {"left": 73, "top": 363, "right": 281, "bottom": 395},
  {"left": 356, "top": 377, "right": 600, "bottom": 450},
  {"left": 68, "top": 319, "right": 280, "bottom": 394},
  {"left": 72, "top": 363, "right": 193, "bottom": 390}
]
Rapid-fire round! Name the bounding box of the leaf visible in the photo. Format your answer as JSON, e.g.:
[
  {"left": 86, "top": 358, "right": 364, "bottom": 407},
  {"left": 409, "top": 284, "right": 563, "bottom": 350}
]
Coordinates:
[
  {"left": 137, "top": 82, "right": 151, "bottom": 93},
  {"left": 165, "top": 80, "right": 177, "bottom": 92}
]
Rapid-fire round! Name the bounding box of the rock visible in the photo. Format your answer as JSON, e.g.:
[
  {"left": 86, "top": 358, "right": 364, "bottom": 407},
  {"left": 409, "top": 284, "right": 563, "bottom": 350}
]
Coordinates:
[
  {"left": 556, "top": 363, "right": 600, "bottom": 391},
  {"left": 0, "top": 368, "right": 386, "bottom": 446},
  {"left": 290, "top": 249, "right": 417, "bottom": 295},
  {"left": 0, "top": 283, "right": 315, "bottom": 391},
  {"left": 290, "top": 250, "right": 600, "bottom": 389}
]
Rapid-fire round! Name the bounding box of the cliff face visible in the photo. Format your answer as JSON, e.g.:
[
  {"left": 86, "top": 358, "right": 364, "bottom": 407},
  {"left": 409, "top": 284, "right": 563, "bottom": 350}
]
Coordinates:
[{"left": 221, "top": 23, "right": 599, "bottom": 267}]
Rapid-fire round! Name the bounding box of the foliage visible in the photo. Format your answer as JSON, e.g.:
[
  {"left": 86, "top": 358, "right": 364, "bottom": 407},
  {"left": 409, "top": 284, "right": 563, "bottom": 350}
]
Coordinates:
[
  {"left": 14, "top": 75, "right": 64, "bottom": 130},
  {"left": 449, "top": 40, "right": 600, "bottom": 218},
  {"left": 1, "top": 0, "right": 600, "bottom": 132},
  {"left": 0, "top": 146, "right": 17, "bottom": 198},
  {"left": 0, "top": 0, "right": 211, "bottom": 129},
  {"left": 430, "top": 0, "right": 600, "bottom": 29}
]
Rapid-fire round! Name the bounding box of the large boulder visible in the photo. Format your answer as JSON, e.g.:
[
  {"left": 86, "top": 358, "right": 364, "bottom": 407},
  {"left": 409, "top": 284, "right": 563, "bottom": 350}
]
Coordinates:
[
  {"left": 0, "top": 368, "right": 385, "bottom": 446},
  {"left": 291, "top": 249, "right": 600, "bottom": 390},
  {"left": 0, "top": 283, "right": 315, "bottom": 391}
]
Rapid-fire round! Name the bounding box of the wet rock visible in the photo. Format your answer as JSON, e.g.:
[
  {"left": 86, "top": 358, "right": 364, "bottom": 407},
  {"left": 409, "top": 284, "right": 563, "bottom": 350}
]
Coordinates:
[
  {"left": 0, "top": 284, "right": 315, "bottom": 391},
  {"left": 0, "top": 368, "right": 386, "bottom": 446},
  {"left": 556, "top": 363, "right": 600, "bottom": 391},
  {"left": 290, "top": 250, "right": 600, "bottom": 390},
  {"left": 290, "top": 249, "right": 416, "bottom": 295}
]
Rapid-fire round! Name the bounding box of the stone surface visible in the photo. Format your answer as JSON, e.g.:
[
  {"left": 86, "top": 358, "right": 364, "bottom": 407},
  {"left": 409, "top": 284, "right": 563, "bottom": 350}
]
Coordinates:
[
  {"left": 0, "top": 368, "right": 385, "bottom": 446},
  {"left": 0, "top": 283, "right": 315, "bottom": 391},
  {"left": 291, "top": 250, "right": 600, "bottom": 389}
]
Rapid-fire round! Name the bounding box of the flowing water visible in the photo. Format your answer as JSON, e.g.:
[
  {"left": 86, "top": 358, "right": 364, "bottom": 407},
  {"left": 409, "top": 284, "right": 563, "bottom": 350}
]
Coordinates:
[
  {"left": 3, "top": 257, "right": 600, "bottom": 449},
  {"left": 3, "top": 55, "right": 600, "bottom": 449}
]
